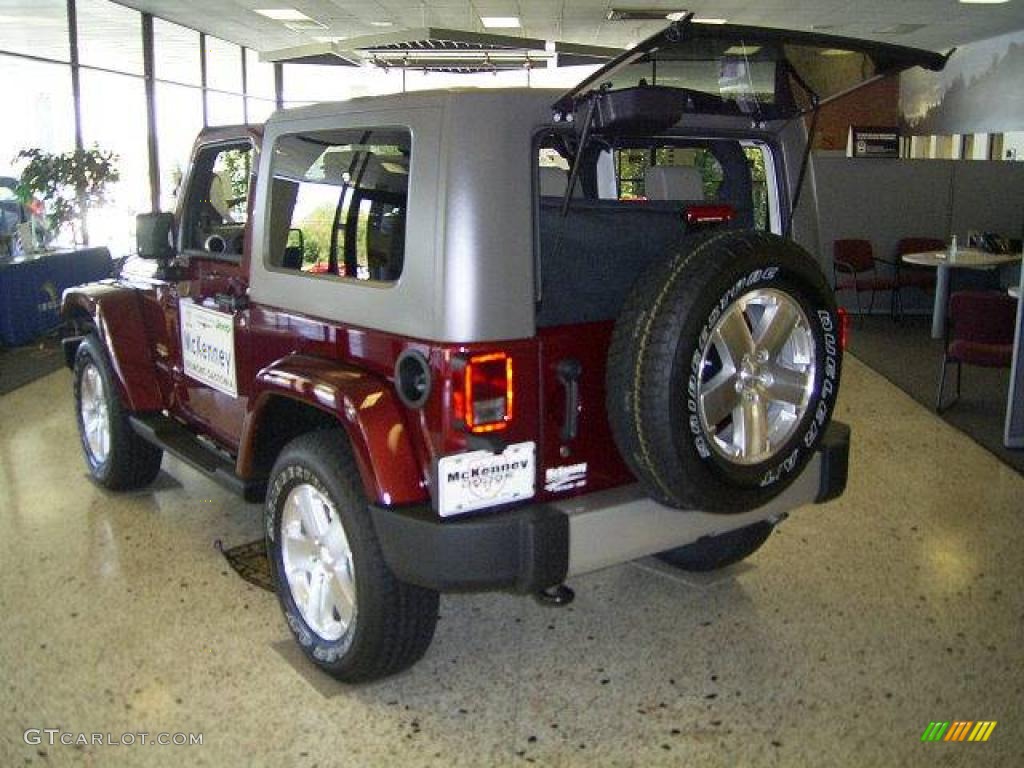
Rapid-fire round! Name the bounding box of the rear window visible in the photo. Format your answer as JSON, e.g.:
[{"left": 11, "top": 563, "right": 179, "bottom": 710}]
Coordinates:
[
  {"left": 616, "top": 147, "right": 724, "bottom": 200},
  {"left": 267, "top": 127, "right": 410, "bottom": 283},
  {"left": 537, "top": 137, "right": 770, "bottom": 230},
  {"left": 534, "top": 136, "right": 774, "bottom": 328}
]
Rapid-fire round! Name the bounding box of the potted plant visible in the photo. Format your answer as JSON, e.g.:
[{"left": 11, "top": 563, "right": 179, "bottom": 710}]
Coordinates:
[{"left": 15, "top": 146, "right": 119, "bottom": 249}]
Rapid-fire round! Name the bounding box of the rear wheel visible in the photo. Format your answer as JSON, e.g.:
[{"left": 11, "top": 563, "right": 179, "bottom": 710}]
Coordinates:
[
  {"left": 267, "top": 430, "right": 439, "bottom": 682},
  {"left": 73, "top": 335, "right": 163, "bottom": 490},
  {"left": 656, "top": 521, "right": 774, "bottom": 572},
  {"left": 607, "top": 231, "right": 841, "bottom": 513}
]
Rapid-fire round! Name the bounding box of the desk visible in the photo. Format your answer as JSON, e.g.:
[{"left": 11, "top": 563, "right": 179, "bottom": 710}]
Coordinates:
[
  {"left": 0, "top": 247, "right": 112, "bottom": 345},
  {"left": 901, "top": 249, "right": 1022, "bottom": 339}
]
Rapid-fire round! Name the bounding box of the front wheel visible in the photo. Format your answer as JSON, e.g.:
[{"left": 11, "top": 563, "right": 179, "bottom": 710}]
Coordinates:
[
  {"left": 267, "top": 430, "right": 439, "bottom": 682},
  {"left": 73, "top": 335, "right": 163, "bottom": 490}
]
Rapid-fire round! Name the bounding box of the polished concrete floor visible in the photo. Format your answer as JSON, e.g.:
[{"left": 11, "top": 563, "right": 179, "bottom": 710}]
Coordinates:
[{"left": 1, "top": 357, "right": 1022, "bottom": 767}]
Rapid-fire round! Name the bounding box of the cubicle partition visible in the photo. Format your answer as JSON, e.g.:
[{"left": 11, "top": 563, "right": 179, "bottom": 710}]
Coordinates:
[
  {"left": 1007, "top": 268, "right": 1024, "bottom": 449},
  {"left": 812, "top": 156, "right": 1024, "bottom": 313}
]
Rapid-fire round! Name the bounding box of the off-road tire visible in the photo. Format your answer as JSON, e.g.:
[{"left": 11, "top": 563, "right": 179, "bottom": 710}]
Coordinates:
[
  {"left": 73, "top": 335, "right": 163, "bottom": 490},
  {"left": 267, "top": 430, "right": 439, "bottom": 682},
  {"left": 607, "top": 231, "right": 841, "bottom": 513}
]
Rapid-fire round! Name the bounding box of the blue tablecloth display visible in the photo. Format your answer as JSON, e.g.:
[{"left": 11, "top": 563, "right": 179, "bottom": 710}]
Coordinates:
[{"left": 0, "top": 247, "right": 112, "bottom": 346}]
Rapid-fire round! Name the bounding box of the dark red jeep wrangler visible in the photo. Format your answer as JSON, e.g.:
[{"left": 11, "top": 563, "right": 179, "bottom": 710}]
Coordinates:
[{"left": 62, "top": 21, "right": 944, "bottom": 681}]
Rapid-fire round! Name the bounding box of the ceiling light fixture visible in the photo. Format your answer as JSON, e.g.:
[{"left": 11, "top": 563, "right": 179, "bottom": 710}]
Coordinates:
[
  {"left": 959, "top": 0, "right": 1010, "bottom": 4},
  {"left": 255, "top": 8, "right": 312, "bottom": 22},
  {"left": 370, "top": 21, "right": 394, "bottom": 27},
  {"left": 693, "top": 18, "right": 728, "bottom": 24},
  {"left": 725, "top": 45, "right": 761, "bottom": 55},
  {"left": 481, "top": 16, "right": 521, "bottom": 28}
]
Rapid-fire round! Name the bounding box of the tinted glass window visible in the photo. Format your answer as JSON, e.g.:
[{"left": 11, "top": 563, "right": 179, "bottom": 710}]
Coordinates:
[
  {"left": 614, "top": 146, "right": 724, "bottom": 200},
  {"left": 563, "top": 24, "right": 942, "bottom": 120},
  {"left": 268, "top": 127, "right": 410, "bottom": 283}
]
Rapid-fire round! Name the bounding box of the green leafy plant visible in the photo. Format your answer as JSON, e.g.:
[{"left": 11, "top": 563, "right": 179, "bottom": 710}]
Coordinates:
[
  {"left": 219, "top": 148, "right": 251, "bottom": 202},
  {"left": 15, "top": 146, "right": 120, "bottom": 246}
]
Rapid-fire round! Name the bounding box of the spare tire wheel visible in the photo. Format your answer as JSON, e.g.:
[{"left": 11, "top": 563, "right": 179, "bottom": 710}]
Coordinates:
[{"left": 607, "top": 231, "right": 841, "bottom": 513}]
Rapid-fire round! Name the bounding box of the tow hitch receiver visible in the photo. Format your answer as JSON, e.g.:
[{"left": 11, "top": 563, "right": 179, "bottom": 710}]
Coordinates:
[{"left": 534, "top": 584, "right": 575, "bottom": 606}]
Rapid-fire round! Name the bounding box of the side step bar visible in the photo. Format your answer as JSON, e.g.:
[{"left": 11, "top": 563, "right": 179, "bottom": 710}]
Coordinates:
[{"left": 129, "top": 414, "right": 265, "bottom": 502}]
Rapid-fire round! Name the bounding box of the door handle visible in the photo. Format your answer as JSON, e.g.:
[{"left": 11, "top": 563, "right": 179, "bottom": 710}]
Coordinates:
[{"left": 556, "top": 358, "right": 582, "bottom": 442}]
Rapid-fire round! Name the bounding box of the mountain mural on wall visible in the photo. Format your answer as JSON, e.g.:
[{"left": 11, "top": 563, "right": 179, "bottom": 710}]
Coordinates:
[{"left": 900, "top": 29, "right": 1024, "bottom": 136}]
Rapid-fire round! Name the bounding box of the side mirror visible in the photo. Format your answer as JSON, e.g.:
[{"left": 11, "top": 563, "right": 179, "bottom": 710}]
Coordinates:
[{"left": 136, "top": 212, "right": 175, "bottom": 260}]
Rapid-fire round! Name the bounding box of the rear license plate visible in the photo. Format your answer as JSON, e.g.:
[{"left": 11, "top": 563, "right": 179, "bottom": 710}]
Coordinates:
[{"left": 438, "top": 441, "right": 536, "bottom": 517}]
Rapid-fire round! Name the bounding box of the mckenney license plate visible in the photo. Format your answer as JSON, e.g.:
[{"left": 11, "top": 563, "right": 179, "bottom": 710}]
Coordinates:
[{"left": 438, "top": 441, "right": 536, "bottom": 517}]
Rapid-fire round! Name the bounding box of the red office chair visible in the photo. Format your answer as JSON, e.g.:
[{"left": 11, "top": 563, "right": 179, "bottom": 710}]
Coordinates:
[
  {"left": 936, "top": 290, "right": 1017, "bottom": 412},
  {"left": 887, "top": 237, "right": 944, "bottom": 318},
  {"left": 832, "top": 239, "right": 898, "bottom": 321}
]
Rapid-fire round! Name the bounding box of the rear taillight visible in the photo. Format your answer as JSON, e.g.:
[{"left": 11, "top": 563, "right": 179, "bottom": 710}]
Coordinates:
[
  {"left": 837, "top": 307, "right": 850, "bottom": 352},
  {"left": 453, "top": 352, "right": 514, "bottom": 433}
]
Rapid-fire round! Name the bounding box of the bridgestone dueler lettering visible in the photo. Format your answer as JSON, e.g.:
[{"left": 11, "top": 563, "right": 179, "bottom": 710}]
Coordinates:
[{"left": 606, "top": 231, "right": 842, "bottom": 513}]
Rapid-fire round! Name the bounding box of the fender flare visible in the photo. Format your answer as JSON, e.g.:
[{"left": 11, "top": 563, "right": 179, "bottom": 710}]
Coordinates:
[
  {"left": 241, "top": 355, "right": 427, "bottom": 506},
  {"left": 62, "top": 284, "right": 163, "bottom": 412}
]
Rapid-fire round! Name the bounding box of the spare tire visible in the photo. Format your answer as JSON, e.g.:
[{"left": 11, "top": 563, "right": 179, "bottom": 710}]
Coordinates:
[{"left": 607, "top": 231, "right": 841, "bottom": 513}]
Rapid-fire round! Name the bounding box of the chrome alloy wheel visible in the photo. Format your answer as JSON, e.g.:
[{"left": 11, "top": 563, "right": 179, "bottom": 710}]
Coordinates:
[
  {"left": 697, "top": 288, "right": 817, "bottom": 465},
  {"left": 281, "top": 483, "right": 356, "bottom": 642},
  {"left": 79, "top": 362, "right": 111, "bottom": 465}
]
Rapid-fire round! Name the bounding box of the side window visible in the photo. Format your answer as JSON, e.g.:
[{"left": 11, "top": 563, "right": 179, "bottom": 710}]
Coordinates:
[
  {"left": 267, "top": 127, "right": 410, "bottom": 283},
  {"left": 743, "top": 145, "right": 772, "bottom": 232},
  {"left": 183, "top": 142, "right": 252, "bottom": 256}
]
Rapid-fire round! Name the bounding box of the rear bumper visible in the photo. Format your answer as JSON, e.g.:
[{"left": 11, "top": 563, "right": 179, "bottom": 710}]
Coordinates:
[{"left": 370, "top": 420, "right": 850, "bottom": 594}]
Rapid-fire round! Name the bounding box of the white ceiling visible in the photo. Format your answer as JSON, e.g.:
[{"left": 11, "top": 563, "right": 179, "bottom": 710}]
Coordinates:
[{"left": 112, "top": 0, "right": 1024, "bottom": 55}]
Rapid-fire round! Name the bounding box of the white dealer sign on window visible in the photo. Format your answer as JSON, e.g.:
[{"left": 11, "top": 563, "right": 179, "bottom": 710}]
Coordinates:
[{"left": 180, "top": 301, "right": 238, "bottom": 397}]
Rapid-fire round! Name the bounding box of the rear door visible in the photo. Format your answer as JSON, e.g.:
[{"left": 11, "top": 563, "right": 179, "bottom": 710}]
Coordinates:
[
  {"left": 533, "top": 136, "right": 769, "bottom": 501},
  {"left": 534, "top": 22, "right": 946, "bottom": 501}
]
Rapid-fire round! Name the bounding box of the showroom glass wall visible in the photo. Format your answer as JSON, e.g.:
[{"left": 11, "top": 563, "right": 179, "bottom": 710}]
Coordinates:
[
  {"left": 1, "top": 1, "right": 597, "bottom": 256},
  {"left": 0, "top": 0, "right": 279, "bottom": 255}
]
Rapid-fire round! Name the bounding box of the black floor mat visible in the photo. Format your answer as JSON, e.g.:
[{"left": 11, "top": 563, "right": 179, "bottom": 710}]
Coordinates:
[
  {"left": 0, "top": 333, "right": 65, "bottom": 395},
  {"left": 848, "top": 314, "right": 1023, "bottom": 475},
  {"left": 218, "top": 539, "right": 274, "bottom": 592}
]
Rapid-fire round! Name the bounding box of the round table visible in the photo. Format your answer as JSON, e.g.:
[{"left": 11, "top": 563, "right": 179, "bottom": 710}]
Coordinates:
[{"left": 901, "top": 248, "right": 1023, "bottom": 339}]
